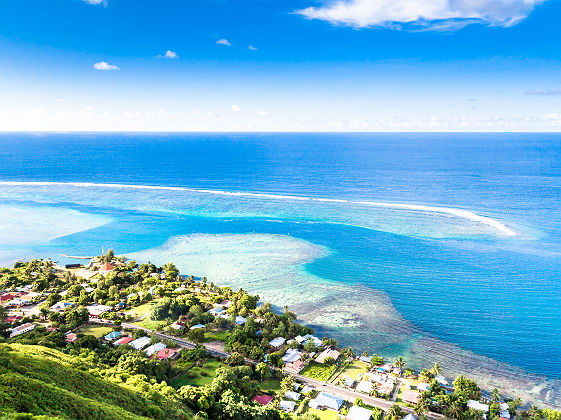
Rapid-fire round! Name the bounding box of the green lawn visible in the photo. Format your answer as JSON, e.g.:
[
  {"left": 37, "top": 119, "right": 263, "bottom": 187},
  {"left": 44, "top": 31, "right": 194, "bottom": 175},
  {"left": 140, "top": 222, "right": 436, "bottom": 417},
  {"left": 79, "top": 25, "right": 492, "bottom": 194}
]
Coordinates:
[
  {"left": 306, "top": 407, "right": 341, "bottom": 420},
  {"left": 127, "top": 301, "right": 158, "bottom": 319},
  {"left": 203, "top": 330, "right": 229, "bottom": 342},
  {"left": 80, "top": 325, "right": 113, "bottom": 338},
  {"left": 171, "top": 360, "right": 223, "bottom": 388},
  {"left": 338, "top": 360, "right": 369, "bottom": 381},
  {"left": 300, "top": 362, "right": 338, "bottom": 382},
  {"left": 256, "top": 378, "right": 281, "bottom": 393}
]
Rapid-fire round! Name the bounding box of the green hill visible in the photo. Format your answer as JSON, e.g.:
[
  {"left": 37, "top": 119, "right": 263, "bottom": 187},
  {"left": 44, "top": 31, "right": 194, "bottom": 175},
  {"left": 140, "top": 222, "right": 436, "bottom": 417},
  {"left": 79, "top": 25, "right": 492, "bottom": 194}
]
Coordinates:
[{"left": 0, "top": 343, "right": 192, "bottom": 420}]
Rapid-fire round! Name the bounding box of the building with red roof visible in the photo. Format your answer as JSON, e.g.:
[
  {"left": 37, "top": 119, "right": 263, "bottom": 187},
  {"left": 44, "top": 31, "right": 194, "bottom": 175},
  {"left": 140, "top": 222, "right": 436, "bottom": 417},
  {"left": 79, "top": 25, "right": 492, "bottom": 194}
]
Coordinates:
[
  {"left": 99, "top": 262, "right": 115, "bottom": 274},
  {"left": 251, "top": 395, "right": 273, "bottom": 406},
  {"left": 155, "top": 348, "right": 179, "bottom": 360},
  {"left": 65, "top": 333, "right": 78, "bottom": 343},
  {"left": 114, "top": 336, "right": 133, "bottom": 346}
]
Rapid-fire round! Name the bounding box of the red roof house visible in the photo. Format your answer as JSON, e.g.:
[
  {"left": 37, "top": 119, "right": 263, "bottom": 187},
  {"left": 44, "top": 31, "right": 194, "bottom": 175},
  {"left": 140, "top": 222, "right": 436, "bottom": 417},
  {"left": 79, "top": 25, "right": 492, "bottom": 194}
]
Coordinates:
[
  {"left": 114, "top": 336, "right": 133, "bottom": 346},
  {"left": 4, "top": 316, "right": 22, "bottom": 324},
  {"left": 1, "top": 292, "right": 21, "bottom": 302},
  {"left": 65, "top": 333, "right": 78, "bottom": 343},
  {"left": 155, "top": 348, "right": 179, "bottom": 360},
  {"left": 251, "top": 395, "right": 273, "bottom": 406},
  {"left": 99, "top": 262, "right": 115, "bottom": 274}
]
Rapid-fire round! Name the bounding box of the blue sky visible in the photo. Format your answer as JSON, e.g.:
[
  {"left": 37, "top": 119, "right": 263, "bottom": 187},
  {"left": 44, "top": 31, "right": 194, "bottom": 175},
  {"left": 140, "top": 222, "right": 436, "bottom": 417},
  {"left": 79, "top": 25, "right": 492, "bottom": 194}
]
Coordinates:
[{"left": 0, "top": 0, "right": 560, "bottom": 131}]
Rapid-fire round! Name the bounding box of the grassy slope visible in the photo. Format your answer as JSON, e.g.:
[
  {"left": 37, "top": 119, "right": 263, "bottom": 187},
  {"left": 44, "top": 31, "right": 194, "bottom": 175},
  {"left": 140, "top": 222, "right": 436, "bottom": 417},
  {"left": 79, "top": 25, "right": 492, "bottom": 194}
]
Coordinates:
[{"left": 0, "top": 344, "right": 191, "bottom": 420}]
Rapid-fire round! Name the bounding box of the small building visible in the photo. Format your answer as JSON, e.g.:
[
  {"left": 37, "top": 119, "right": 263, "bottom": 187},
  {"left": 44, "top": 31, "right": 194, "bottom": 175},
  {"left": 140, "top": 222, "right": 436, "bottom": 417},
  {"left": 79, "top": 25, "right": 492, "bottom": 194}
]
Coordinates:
[
  {"left": 315, "top": 348, "right": 341, "bottom": 364},
  {"left": 235, "top": 316, "right": 246, "bottom": 325},
  {"left": 4, "top": 315, "right": 22, "bottom": 324},
  {"left": 0, "top": 292, "right": 20, "bottom": 302},
  {"left": 342, "top": 375, "right": 355, "bottom": 388},
  {"left": 402, "top": 390, "right": 421, "bottom": 405},
  {"left": 347, "top": 405, "right": 373, "bottom": 420},
  {"left": 114, "top": 336, "right": 133, "bottom": 346},
  {"left": 310, "top": 392, "right": 344, "bottom": 411},
  {"left": 130, "top": 336, "right": 151, "bottom": 350},
  {"left": 417, "top": 382, "right": 430, "bottom": 392},
  {"left": 98, "top": 262, "right": 115, "bottom": 275},
  {"left": 170, "top": 322, "right": 185, "bottom": 331},
  {"left": 295, "top": 334, "right": 323, "bottom": 347},
  {"left": 50, "top": 301, "right": 74, "bottom": 312},
  {"left": 208, "top": 306, "right": 225, "bottom": 316},
  {"left": 284, "top": 359, "right": 305, "bottom": 374},
  {"left": 279, "top": 400, "right": 296, "bottom": 412},
  {"left": 65, "top": 332, "right": 78, "bottom": 343},
  {"left": 115, "top": 302, "right": 125, "bottom": 309},
  {"left": 251, "top": 395, "right": 273, "bottom": 406},
  {"left": 190, "top": 324, "right": 205, "bottom": 330},
  {"left": 403, "top": 414, "right": 418, "bottom": 420},
  {"left": 104, "top": 331, "right": 121, "bottom": 341},
  {"left": 285, "top": 391, "right": 301, "bottom": 401},
  {"left": 269, "top": 337, "right": 286, "bottom": 348},
  {"left": 282, "top": 348, "right": 302, "bottom": 363},
  {"left": 8, "top": 323, "right": 36, "bottom": 337},
  {"left": 86, "top": 304, "right": 112, "bottom": 318},
  {"left": 155, "top": 348, "right": 179, "bottom": 360},
  {"left": 356, "top": 380, "right": 374, "bottom": 394},
  {"left": 145, "top": 342, "right": 167, "bottom": 357},
  {"left": 467, "top": 400, "right": 490, "bottom": 413},
  {"left": 359, "top": 355, "right": 372, "bottom": 364}
]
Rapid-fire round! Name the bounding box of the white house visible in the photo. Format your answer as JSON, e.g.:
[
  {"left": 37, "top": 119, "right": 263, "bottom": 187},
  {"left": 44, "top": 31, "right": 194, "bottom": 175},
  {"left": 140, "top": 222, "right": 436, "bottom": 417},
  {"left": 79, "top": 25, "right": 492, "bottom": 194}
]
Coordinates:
[
  {"left": 9, "top": 323, "right": 36, "bottom": 337},
  {"left": 347, "top": 405, "right": 373, "bottom": 420},
  {"left": 269, "top": 337, "right": 286, "bottom": 348},
  {"left": 285, "top": 391, "right": 301, "bottom": 401},
  {"left": 282, "top": 348, "right": 302, "bottom": 363},
  {"left": 467, "top": 400, "right": 490, "bottom": 413},
  {"left": 356, "top": 380, "right": 374, "bottom": 394},
  {"left": 279, "top": 400, "right": 295, "bottom": 412},
  {"left": 310, "top": 392, "right": 344, "bottom": 411},
  {"left": 145, "top": 342, "right": 167, "bottom": 357},
  {"left": 86, "top": 304, "right": 112, "bottom": 317},
  {"left": 130, "top": 336, "right": 151, "bottom": 350},
  {"left": 50, "top": 302, "right": 74, "bottom": 312},
  {"left": 235, "top": 316, "right": 246, "bottom": 325}
]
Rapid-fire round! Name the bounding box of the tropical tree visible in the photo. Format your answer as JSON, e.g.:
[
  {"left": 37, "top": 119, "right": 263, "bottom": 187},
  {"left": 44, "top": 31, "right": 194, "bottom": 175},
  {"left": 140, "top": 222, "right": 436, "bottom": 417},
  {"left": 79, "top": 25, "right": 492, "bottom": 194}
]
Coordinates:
[
  {"left": 445, "top": 400, "right": 464, "bottom": 419},
  {"left": 491, "top": 388, "right": 501, "bottom": 403},
  {"left": 344, "top": 347, "right": 354, "bottom": 358},
  {"left": 387, "top": 403, "right": 404, "bottom": 420},
  {"left": 508, "top": 397, "right": 522, "bottom": 416},
  {"left": 431, "top": 362, "right": 441, "bottom": 376},
  {"left": 415, "top": 393, "right": 431, "bottom": 416},
  {"left": 394, "top": 356, "right": 405, "bottom": 376}
]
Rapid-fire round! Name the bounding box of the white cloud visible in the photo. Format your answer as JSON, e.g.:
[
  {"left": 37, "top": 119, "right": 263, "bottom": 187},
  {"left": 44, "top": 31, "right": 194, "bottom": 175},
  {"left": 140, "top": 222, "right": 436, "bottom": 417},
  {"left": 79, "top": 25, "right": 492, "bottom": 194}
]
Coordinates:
[
  {"left": 164, "top": 50, "right": 178, "bottom": 59},
  {"left": 217, "top": 39, "right": 232, "bottom": 46},
  {"left": 248, "top": 45, "right": 258, "bottom": 51},
  {"left": 258, "top": 110, "right": 269, "bottom": 117},
  {"left": 231, "top": 105, "right": 241, "bottom": 112},
  {"left": 297, "top": 0, "right": 546, "bottom": 29},
  {"left": 83, "top": 0, "right": 107, "bottom": 5},
  {"left": 527, "top": 89, "right": 561, "bottom": 95},
  {"left": 93, "top": 61, "right": 120, "bottom": 71}
]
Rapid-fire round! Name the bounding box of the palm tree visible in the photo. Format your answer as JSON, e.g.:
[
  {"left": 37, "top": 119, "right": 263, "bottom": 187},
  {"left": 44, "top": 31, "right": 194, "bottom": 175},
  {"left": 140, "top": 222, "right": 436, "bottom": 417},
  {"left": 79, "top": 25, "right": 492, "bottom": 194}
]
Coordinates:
[
  {"left": 431, "top": 362, "right": 441, "bottom": 376},
  {"left": 344, "top": 347, "right": 354, "bottom": 358},
  {"left": 419, "top": 368, "right": 433, "bottom": 382},
  {"left": 446, "top": 400, "right": 464, "bottom": 419},
  {"left": 394, "top": 356, "right": 405, "bottom": 374},
  {"left": 387, "top": 403, "right": 404, "bottom": 420},
  {"left": 491, "top": 388, "right": 500, "bottom": 403},
  {"left": 528, "top": 405, "right": 542, "bottom": 419},
  {"left": 508, "top": 397, "right": 522, "bottom": 416},
  {"left": 414, "top": 393, "right": 431, "bottom": 416}
]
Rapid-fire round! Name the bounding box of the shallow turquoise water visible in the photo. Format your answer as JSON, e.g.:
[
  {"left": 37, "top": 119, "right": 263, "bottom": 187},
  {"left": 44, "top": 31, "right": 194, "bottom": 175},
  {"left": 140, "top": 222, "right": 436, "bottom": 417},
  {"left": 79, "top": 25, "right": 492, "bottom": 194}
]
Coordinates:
[{"left": 0, "top": 132, "right": 560, "bottom": 403}]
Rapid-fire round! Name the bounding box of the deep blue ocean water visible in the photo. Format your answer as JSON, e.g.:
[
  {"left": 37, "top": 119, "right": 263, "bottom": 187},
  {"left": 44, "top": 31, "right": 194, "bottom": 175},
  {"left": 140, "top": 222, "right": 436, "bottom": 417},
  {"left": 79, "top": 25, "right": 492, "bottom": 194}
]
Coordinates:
[{"left": 1, "top": 132, "right": 560, "bottom": 401}]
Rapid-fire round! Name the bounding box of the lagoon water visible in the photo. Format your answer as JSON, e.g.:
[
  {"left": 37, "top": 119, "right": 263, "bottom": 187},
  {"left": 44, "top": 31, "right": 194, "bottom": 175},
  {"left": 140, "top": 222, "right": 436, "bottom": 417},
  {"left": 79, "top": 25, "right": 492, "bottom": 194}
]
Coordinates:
[{"left": 0, "top": 133, "right": 560, "bottom": 405}]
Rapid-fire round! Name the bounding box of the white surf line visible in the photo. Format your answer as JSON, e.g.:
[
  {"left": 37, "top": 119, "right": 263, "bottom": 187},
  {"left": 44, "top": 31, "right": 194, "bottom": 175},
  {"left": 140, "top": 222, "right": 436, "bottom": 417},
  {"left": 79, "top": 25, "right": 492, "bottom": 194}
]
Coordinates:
[{"left": 0, "top": 181, "right": 517, "bottom": 237}]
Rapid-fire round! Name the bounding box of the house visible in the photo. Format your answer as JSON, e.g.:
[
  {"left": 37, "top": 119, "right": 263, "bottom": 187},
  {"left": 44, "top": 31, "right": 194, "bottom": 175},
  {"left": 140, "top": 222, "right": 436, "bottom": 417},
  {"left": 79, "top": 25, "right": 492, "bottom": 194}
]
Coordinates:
[
  {"left": 114, "top": 336, "right": 133, "bottom": 346},
  {"left": 279, "top": 400, "right": 296, "bottom": 412},
  {"left": 104, "top": 331, "right": 121, "bottom": 341},
  {"left": 301, "top": 386, "right": 313, "bottom": 394},
  {"left": 342, "top": 375, "right": 356, "bottom": 388},
  {"left": 8, "top": 323, "right": 36, "bottom": 337},
  {"left": 284, "top": 360, "right": 305, "bottom": 374},
  {"left": 170, "top": 322, "right": 185, "bottom": 330},
  {"left": 46, "top": 326, "right": 57, "bottom": 332},
  {"left": 467, "top": 400, "right": 490, "bottom": 413},
  {"left": 402, "top": 390, "right": 421, "bottom": 405},
  {"left": 435, "top": 375, "right": 449, "bottom": 386},
  {"left": 417, "top": 382, "right": 430, "bottom": 392},
  {"left": 309, "top": 392, "right": 344, "bottom": 411},
  {"left": 282, "top": 348, "right": 302, "bottom": 363},
  {"left": 359, "top": 355, "right": 372, "bottom": 364},
  {"left": 155, "top": 348, "right": 179, "bottom": 360},
  {"left": 115, "top": 302, "right": 125, "bottom": 309},
  {"left": 208, "top": 306, "right": 225, "bottom": 316},
  {"left": 130, "top": 336, "right": 151, "bottom": 350},
  {"left": 0, "top": 292, "right": 20, "bottom": 302},
  {"left": 356, "top": 380, "right": 374, "bottom": 394},
  {"left": 190, "top": 324, "right": 205, "bottom": 330},
  {"left": 98, "top": 262, "right": 115, "bottom": 275},
  {"left": 403, "top": 414, "right": 418, "bottom": 420},
  {"left": 235, "top": 316, "right": 246, "bottom": 325},
  {"left": 251, "top": 395, "right": 273, "bottom": 406},
  {"left": 5, "top": 298, "right": 31, "bottom": 308},
  {"left": 145, "top": 342, "right": 167, "bottom": 357},
  {"left": 347, "top": 405, "right": 373, "bottom": 420},
  {"left": 86, "top": 304, "right": 112, "bottom": 318},
  {"left": 285, "top": 391, "right": 301, "bottom": 401},
  {"left": 295, "top": 334, "right": 323, "bottom": 347},
  {"left": 65, "top": 332, "right": 78, "bottom": 343},
  {"left": 269, "top": 337, "right": 286, "bottom": 348},
  {"left": 50, "top": 301, "right": 74, "bottom": 312},
  {"left": 315, "top": 348, "right": 341, "bottom": 364},
  {"left": 4, "top": 315, "right": 22, "bottom": 324}
]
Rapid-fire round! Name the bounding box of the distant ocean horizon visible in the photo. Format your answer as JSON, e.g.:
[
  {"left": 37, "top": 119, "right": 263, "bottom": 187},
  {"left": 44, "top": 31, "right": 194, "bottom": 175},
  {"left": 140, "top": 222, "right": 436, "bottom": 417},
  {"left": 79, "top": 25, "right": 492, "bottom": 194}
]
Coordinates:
[{"left": 1, "top": 132, "right": 560, "bottom": 406}]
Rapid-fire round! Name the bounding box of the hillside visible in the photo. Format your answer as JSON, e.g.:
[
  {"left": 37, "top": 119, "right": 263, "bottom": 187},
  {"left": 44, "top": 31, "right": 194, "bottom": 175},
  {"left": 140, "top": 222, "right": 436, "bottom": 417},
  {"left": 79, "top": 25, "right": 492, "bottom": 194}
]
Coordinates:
[{"left": 0, "top": 343, "right": 192, "bottom": 420}]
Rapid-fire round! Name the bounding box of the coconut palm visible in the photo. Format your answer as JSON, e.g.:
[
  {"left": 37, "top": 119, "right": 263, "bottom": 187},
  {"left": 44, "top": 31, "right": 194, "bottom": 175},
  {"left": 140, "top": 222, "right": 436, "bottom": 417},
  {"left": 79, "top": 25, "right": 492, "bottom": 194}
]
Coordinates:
[
  {"left": 394, "top": 356, "right": 405, "bottom": 373},
  {"left": 387, "top": 404, "right": 404, "bottom": 420},
  {"left": 508, "top": 397, "right": 522, "bottom": 416},
  {"left": 414, "top": 393, "right": 431, "bottom": 416},
  {"left": 446, "top": 400, "right": 464, "bottom": 419},
  {"left": 491, "top": 388, "right": 501, "bottom": 403},
  {"left": 431, "top": 362, "right": 441, "bottom": 376}
]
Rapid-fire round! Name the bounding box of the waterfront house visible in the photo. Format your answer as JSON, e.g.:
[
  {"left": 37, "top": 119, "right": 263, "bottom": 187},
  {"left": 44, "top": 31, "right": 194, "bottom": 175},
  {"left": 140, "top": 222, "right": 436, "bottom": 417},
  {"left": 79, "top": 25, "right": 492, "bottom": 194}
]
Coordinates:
[
  {"left": 316, "top": 348, "right": 341, "bottom": 364},
  {"left": 347, "top": 405, "right": 373, "bottom": 420},
  {"left": 359, "top": 355, "right": 372, "bottom": 364},
  {"left": 295, "top": 334, "right": 323, "bottom": 347},
  {"left": 467, "top": 400, "right": 490, "bottom": 413},
  {"left": 98, "top": 262, "right": 115, "bottom": 275},
  {"left": 417, "top": 382, "right": 430, "bottom": 392}
]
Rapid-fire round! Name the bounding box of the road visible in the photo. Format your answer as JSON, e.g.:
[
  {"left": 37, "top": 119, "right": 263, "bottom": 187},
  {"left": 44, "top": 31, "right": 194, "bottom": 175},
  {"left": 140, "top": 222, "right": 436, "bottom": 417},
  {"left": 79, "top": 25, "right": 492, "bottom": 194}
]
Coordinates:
[{"left": 121, "top": 322, "right": 444, "bottom": 418}]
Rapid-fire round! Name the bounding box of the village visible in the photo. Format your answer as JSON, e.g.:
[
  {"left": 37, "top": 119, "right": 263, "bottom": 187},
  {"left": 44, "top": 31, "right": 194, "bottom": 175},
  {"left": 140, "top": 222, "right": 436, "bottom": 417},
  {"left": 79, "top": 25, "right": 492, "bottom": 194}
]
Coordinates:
[{"left": 0, "top": 252, "right": 549, "bottom": 420}]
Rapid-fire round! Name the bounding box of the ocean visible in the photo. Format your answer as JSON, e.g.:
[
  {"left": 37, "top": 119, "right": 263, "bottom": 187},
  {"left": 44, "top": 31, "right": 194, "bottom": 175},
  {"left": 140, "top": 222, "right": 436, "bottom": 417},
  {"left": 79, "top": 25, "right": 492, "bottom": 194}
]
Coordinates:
[{"left": 0, "top": 132, "right": 560, "bottom": 405}]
